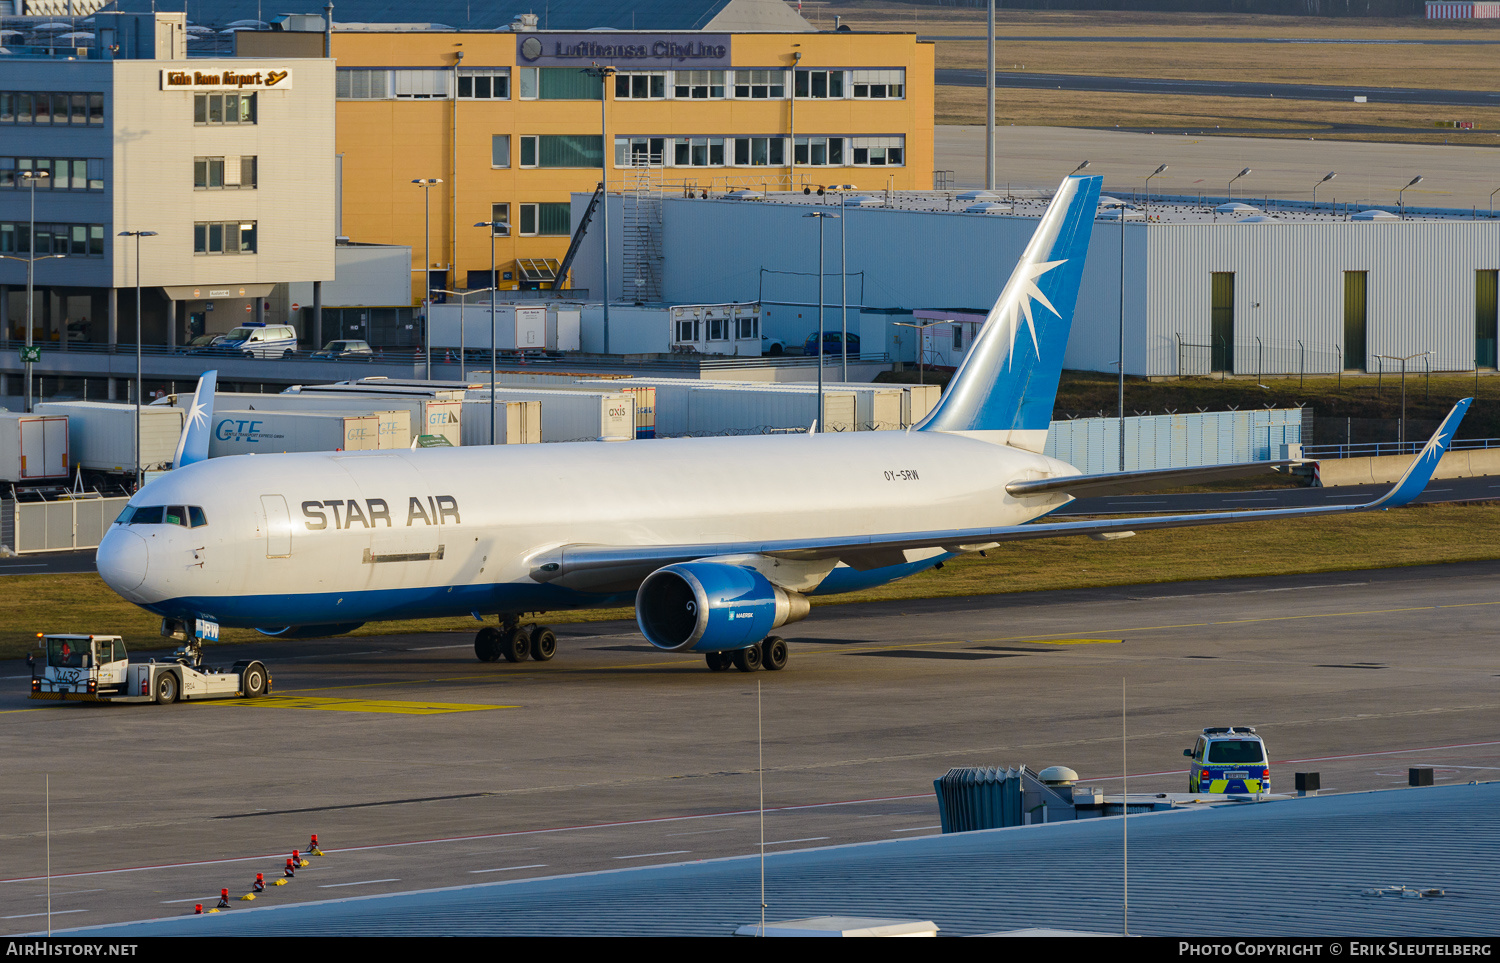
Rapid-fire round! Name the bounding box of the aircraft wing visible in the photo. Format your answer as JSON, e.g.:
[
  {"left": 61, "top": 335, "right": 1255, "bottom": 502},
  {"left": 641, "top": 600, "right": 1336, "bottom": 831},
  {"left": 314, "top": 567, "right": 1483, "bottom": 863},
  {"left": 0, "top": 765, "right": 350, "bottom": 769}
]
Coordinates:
[{"left": 529, "top": 399, "right": 1469, "bottom": 593}]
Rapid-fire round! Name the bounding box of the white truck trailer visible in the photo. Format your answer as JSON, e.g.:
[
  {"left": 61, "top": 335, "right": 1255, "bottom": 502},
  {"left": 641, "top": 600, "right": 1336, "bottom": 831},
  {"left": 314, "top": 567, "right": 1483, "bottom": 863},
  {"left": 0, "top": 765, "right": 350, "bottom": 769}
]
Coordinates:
[
  {"left": 28, "top": 633, "right": 269, "bottom": 705},
  {"left": 33, "top": 401, "right": 185, "bottom": 487},
  {"left": 466, "top": 388, "right": 634, "bottom": 443},
  {"left": 0, "top": 413, "right": 69, "bottom": 484},
  {"left": 208, "top": 410, "right": 384, "bottom": 457}
]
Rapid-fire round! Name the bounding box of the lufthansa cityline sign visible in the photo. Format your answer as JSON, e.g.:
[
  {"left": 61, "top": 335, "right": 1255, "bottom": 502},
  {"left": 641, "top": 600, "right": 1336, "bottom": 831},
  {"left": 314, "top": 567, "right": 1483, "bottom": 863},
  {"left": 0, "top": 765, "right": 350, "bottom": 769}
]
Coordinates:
[
  {"left": 517, "top": 33, "right": 730, "bottom": 68},
  {"left": 160, "top": 68, "right": 294, "bottom": 91}
]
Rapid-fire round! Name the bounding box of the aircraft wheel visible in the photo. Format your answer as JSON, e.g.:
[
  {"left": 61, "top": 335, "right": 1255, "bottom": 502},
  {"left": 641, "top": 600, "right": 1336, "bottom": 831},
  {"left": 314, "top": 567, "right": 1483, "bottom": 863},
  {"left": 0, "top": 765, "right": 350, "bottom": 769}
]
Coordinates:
[
  {"left": 474, "top": 627, "right": 501, "bottom": 663},
  {"left": 529, "top": 627, "right": 557, "bottom": 662},
  {"left": 732, "top": 645, "right": 761, "bottom": 673},
  {"left": 706, "top": 652, "right": 732, "bottom": 672},
  {"left": 241, "top": 662, "right": 268, "bottom": 697},
  {"left": 761, "top": 637, "right": 788, "bottom": 671},
  {"left": 502, "top": 627, "right": 530, "bottom": 663},
  {"left": 154, "top": 671, "right": 179, "bottom": 705}
]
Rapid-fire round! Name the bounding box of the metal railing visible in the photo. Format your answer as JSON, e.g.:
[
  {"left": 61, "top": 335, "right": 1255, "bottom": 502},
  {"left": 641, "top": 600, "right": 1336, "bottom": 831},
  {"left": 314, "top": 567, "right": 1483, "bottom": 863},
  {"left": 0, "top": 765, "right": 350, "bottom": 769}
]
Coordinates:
[
  {"left": 1300, "top": 437, "right": 1500, "bottom": 459},
  {"left": 7, "top": 492, "right": 129, "bottom": 554}
]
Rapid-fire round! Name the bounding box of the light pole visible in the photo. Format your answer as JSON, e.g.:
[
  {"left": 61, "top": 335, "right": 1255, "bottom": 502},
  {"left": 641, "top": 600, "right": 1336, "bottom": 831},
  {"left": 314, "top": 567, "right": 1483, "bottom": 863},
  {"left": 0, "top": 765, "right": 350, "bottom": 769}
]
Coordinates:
[
  {"left": 1490, "top": 186, "right": 1500, "bottom": 218},
  {"left": 1376, "top": 352, "right": 1430, "bottom": 446},
  {"left": 4, "top": 171, "right": 63, "bottom": 412},
  {"left": 435, "top": 288, "right": 496, "bottom": 381},
  {"left": 1398, "top": 175, "right": 1423, "bottom": 217},
  {"left": 822, "top": 184, "right": 858, "bottom": 381},
  {"left": 1102, "top": 196, "right": 1131, "bottom": 471},
  {"left": 412, "top": 178, "right": 443, "bottom": 379},
  {"left": 804, "top": 210, "right": 837, "bottom": 431},
  {"left": 892, "top": 320, "right": 941, "bottom": 388},
  {"left": 119, "top": 230, "right": 157, "bottom": 490},
  {"left": 1144, "top": 164, "right": 1167, "bottom": 221},
  {"left": 1228, "top": 166, "right": 1251, "bottom": 201},
  {"left": 1313, "top": 171, "right": 1336, "bottom": 210},
  {"left": 1070, "top": 160, "right": 1090, "bottom": 178},
  {"left": 475, "top": 219, "right": 508, "bottom": 444},
  {"left": 584, "top": 64, "right": 616, "bottom": 353}
]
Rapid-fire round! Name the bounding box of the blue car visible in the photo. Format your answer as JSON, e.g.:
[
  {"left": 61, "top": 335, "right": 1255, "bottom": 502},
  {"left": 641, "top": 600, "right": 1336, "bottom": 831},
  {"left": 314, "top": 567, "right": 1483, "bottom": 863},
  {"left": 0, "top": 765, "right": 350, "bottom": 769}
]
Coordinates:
[{"left": 803, "top": 331, "right": 860, "bottom": 357}]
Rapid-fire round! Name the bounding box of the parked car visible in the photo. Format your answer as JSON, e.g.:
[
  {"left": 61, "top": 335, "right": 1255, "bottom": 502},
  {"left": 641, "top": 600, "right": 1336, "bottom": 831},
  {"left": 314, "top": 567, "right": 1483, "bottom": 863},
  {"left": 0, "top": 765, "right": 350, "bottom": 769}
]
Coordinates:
[
  {"left": 1185, "top": 726, "right": 1271, "bottom": 794},
  {"left": 803, "top": 331, "right": 861, "bottom": 357},
  {"left": 215, "top": 322, "right": 299, "bottom": 359},
  {"left": 184, "top": 334, "right": 226, "bottom": 354},
  {"left": 312, "top": 339, "right": 374, "bottom": 361},
  {"left": 761, "top": 335, "right": 788, "bottom": 356}
]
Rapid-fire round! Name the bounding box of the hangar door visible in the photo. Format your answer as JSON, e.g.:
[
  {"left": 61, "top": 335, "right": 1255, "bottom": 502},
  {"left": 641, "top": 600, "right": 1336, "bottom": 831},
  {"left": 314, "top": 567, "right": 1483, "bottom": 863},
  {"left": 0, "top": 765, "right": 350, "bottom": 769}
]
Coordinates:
[
  {"left": 1210, "top": 273, "right": 1234, "bottom": 372},
  {"left": 1478, "top": 270, "right": 1497, "bottom": 369},
  {"left": 1344, "top": 271, "right": 1367, "bottom": 371}
]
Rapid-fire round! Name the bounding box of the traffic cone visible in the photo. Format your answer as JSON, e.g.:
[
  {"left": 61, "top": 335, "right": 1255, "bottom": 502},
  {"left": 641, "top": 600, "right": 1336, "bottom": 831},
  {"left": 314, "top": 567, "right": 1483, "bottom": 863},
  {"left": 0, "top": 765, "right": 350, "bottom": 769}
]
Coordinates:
[
  {"left": 284, "top": 858, "right": 295, "bottom": 878},
  {"left": 253, "top": 873, "right": 265, "bottom": 893},
  {"left": 309, "top": 834, "right": 323, "bottom": 856},
  {"left": 293, "top": 848, "right": 308, "bottom": 868},
  {"left": 216, "top": 889, "right": 229, "bottom": 909},
  {"left": 194, "top": 904, "right": 203, "bottom": 915}
]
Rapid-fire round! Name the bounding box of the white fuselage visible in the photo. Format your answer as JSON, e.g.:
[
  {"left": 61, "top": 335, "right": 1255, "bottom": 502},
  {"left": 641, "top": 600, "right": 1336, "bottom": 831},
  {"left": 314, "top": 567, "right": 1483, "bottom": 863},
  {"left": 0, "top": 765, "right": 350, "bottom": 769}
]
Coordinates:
[{"left": 96, "top": 431, "right": 1076, "bottom": 629}]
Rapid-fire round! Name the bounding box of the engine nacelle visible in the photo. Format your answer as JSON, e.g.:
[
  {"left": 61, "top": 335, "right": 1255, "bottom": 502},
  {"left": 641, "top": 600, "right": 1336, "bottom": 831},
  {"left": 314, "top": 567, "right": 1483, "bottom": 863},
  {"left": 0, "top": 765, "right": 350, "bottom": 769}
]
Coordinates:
[{"left": 636, "top": 562, "right": 810, "bottom": 653}]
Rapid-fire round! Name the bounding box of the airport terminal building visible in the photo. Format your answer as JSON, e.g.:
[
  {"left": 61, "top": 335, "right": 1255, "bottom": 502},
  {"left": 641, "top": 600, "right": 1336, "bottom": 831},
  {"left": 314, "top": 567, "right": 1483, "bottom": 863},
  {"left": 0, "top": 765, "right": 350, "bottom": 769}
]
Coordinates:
[{"left": 0, "top": 12, "right": 335, "bottom": 370}]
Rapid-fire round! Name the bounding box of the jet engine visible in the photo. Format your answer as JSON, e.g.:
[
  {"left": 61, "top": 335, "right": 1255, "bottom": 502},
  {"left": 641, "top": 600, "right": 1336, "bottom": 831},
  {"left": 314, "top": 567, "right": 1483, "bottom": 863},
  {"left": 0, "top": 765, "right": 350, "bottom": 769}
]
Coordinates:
[{"left": 636, "top": 562, "right": 810, "bottom": 653}]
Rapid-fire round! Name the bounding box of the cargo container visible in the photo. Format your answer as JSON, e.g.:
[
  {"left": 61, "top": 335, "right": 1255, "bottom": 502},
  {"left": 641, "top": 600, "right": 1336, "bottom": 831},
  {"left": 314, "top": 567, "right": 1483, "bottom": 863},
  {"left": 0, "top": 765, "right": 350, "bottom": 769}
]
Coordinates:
[
  {"left": 258, "top": 390, "right": 462, "bottom": 446},
  {"left": 468, "top": 389, "right": 634, "bottom": 443},
  {"left": 581, "top": 379, "right": 854, "bottom": 435},
  {"left": 575, "top": 302, "right": 762, "bottom": 356},
  {"left": 459, "top": 400, "right": 541, "bottom": 446},
  {"left": 34, "top": 401, "right": 184, "bottom": 480},
  {"left": 483, "top": 378, "right": 656, "bottom": 439},
  {"left": 427, "top": 302, "right": 582, "bottom": 352},
  {"left": 208, "top": 411, "right": 383, "bottom": 457},
  {"left": 0, "top": 413, "right": 69, "bottom": 484},
  {"left": 288, "top": 380, "right": 469, "bottom": 401},
  {"left": 211, "top": 393, "right": 413, "bottom": 449}
]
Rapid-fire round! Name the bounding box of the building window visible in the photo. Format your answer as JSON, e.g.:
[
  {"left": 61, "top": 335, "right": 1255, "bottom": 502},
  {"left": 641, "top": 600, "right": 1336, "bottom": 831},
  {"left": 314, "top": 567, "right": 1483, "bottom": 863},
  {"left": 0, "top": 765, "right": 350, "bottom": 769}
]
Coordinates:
[
  {"left": 491, "top": 203, "right": 510, "bottom": 236},
  {"left": 0, "top": 222, "right": 104, "bottom": 256},
  {"left": 0, "top": 91, "right": 103, "bottom": 125},
  {"left": 733, "top": 70, "right": 786, "bottom": 100},
  {"left": 793, "top": 136, "right": 845, "bottom": 167},
  {"left": 194, "top": 220, "right": 258, "bottom": 255},
  {"left": 615, "top": 136, "right": 665, "bottom": 167},
  {"left": 518, "top": 203, "right": 570, "bottom": 237},
  {"left": 520, "top": 135, "right": 603, "bottom": 169},
  {"left": 850, "top": 69, "right": 905, "bottom": 99},
  {"left": 518, "top": 67, "right": 603, "bottom": 101},
  {"left": 673, "top": 137, "right": 726, "bottom": 167},
  {"left": 194, "top": 93, "right": 257, "bottom": 125},
  {"left": 615, "top": 71, "right": 666, "bottom": 99},
  {"left": 794, "top": 69, "right": 844, "bottom": 99},
  {"left": 491, "top": 135, "right": 510, "bottom": 168},
  {"left": 850, "top": 136, "right": 904, "bottom": 166},
  {"left": 458, "top": 68, "right": 510, "bottom": 100},
  {"left": 733, "top": 137, "right": 786, "bottom": 167},
  {"left": 0, "top": 158, "right": 104, "bottom": 190},
  {"left": 335, "top": 69, "right": 393, "bottom": 100},
  {"left": 673, "top": 70, "right": 725, "bottom": 99},
  {"left": 393, "top": 70, "right": 451, "bottom": 99},
  {"left": 193, "top": 156, "right": 257, "bottom": 190}
]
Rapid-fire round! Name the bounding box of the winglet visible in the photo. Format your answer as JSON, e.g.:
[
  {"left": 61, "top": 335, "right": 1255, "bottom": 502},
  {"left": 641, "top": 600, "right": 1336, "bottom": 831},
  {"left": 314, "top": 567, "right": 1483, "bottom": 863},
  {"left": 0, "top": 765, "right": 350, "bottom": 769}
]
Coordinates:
[
  {"left": 1371, "top": 398, "right": 1471, "bottom": 509},
  {"left": 171, "top": 370, "right": 217, "bottom": 469}
]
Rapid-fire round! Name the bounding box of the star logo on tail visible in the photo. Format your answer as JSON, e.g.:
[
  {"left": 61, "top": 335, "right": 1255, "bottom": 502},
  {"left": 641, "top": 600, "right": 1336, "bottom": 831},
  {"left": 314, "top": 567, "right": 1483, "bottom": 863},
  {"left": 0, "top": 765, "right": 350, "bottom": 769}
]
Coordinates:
[{"left": 991, "top": 257, "right": 1066, "bottom": 367}]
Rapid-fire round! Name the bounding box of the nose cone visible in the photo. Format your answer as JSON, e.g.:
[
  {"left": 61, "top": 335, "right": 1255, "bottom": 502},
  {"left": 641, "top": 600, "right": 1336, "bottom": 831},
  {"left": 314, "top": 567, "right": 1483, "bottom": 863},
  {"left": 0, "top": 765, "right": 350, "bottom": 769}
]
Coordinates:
[{"left": 97, "top": 528, "right": 149, "bottom": 598}]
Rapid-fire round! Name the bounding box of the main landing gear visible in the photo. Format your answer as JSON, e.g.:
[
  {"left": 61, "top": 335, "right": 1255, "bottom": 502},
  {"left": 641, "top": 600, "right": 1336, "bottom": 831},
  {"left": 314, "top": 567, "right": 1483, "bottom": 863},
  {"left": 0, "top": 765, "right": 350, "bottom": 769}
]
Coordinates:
[
  {"left": 705, "top": 636, "right": 788, "bottom": 673},
  {"left": 474, "top": 614, "right": 556, "bottom": 665}
]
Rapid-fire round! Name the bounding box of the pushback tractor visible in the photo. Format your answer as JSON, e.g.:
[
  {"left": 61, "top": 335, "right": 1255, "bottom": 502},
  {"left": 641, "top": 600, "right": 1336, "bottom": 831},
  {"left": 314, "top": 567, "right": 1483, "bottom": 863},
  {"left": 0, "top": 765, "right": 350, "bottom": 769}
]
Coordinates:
[{"left": 28, "top": 631, "right": 270, "bottom": 705}]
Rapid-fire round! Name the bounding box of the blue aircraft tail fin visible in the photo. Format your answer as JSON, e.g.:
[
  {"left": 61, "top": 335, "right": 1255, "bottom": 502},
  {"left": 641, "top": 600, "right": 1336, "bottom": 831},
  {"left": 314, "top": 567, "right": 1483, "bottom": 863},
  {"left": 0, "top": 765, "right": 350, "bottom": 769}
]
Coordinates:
[
  {"left": 917, "top": 174, "right": 1102, "bottom": 450},
  {"left": 171, "top": 370, "right": 217, "bottom": 469}
]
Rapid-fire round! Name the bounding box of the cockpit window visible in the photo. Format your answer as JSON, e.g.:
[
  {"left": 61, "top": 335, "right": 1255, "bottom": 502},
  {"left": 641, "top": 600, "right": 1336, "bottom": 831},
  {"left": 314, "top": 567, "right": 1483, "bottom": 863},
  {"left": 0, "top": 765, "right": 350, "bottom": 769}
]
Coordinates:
[
  {"left": 120, "top": 505, "right": 207, "bottom": 526},
  {"left": 127, "top": 506, "right": 163, "bottom": 525},
  {"left": 165, "top": 506, "right": 187, "bottom": 527},
  {"left": 189, "top": 506, "right": 208, "bottom": 528}
]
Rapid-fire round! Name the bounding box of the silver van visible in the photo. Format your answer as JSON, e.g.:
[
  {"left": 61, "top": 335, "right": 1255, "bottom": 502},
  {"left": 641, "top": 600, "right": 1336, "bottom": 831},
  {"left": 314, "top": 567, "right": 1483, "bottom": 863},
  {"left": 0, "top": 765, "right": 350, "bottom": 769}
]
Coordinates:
[{"left": 219, "top": 323, "right": 298, "bottom": 359}]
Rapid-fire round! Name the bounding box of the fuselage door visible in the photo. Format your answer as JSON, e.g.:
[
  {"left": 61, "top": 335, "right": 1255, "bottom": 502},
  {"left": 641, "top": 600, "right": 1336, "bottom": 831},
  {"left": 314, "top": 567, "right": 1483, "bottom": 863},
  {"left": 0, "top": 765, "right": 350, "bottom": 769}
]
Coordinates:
[{"left": 261, "top": 494, "right": 292, "bottom": 558}]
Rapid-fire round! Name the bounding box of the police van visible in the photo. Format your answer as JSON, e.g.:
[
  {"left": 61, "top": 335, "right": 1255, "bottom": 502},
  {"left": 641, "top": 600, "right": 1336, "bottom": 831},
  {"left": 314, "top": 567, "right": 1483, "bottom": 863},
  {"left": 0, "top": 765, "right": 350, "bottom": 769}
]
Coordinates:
[
  {"left": 1185, "top": 726, "right": 1271, "bottom": 794},
  {"left": 218, "top": 322, "right": 298, "bottom": 359}
]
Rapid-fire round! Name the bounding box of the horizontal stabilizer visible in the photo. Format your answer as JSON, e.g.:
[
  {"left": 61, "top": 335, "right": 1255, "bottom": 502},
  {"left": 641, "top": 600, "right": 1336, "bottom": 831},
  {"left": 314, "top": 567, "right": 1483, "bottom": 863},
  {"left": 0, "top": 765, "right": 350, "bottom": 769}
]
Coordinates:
[{"left": 1006, "top": 461, "right": 1297, "bottom": 499}]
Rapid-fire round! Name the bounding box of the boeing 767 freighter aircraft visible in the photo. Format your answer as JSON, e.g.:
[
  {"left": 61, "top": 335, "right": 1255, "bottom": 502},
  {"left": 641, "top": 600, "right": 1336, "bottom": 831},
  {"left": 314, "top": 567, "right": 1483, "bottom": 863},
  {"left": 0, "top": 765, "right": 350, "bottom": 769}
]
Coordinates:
[{"left": 95, "top": 175, "right": 1469, "bottom": 673}]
